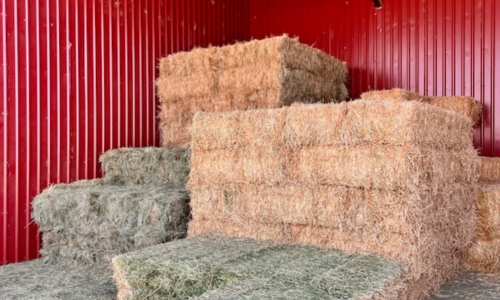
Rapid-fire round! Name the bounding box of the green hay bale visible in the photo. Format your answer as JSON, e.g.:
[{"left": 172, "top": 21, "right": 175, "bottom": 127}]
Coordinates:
[
  {"left": 112, "top": 237, "right": 405, "bottom": 300},
  {"left": 99, "top": 147, "right": 190, "bottom": 187},
  {"left": 32, "top": 182, "right": 190, "bottom": 265},
  {"left": 0, "top": 259, "right": 115, "bottom": 300}
]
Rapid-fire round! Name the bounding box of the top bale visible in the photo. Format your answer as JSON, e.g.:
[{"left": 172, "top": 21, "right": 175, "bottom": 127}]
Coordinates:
[
  {"left": 360, "top": 88, "right": 428, "bottom": 102},
  {"left": 159, "top": 35, "right": 347, "bottom": 80},
  {"left": 99, "top": 147, "right": 190, "bottom": 188}
]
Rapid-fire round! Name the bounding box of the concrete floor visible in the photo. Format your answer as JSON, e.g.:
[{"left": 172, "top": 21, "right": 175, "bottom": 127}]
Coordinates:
[{"left": 431, "top": 272, "right": 500, "bottom": 300}]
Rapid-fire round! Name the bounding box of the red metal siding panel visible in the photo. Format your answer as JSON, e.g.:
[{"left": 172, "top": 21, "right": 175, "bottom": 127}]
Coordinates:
[
  {"left": 0, "top": 0, "right": 250, "bottom": 265},
  {"left": 250, "top": 0, "right": 500, "bottom": 155}
]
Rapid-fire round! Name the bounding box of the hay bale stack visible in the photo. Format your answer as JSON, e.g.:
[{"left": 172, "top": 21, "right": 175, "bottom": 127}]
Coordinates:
[
  {"left": 99, "top": 147, "right": 190, "bottom": 187},
  {"left": 156, "top": 35, "right": 348, "bottom": 147},
  {"left": 188, "top": 100, "right": 479, "bottom": 299},
  {"left": 32, "top": 147, "right": 192, "bottom": 265},
  {"left": 463, "top": 157, "right": 500, "bottom": 273},
  {"left": 360, "top": 89, "right": 482, "bottom": 125},
  {"left": 112, "top": 236, "right": 405, "bottom": 300},
  {"left": 32, "top": 182, "right": 190, "bottom": 264}
]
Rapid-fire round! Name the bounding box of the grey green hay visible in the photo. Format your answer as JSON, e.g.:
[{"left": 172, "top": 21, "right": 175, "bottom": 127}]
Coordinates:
[
  {"left": 99, "top": 147, "right": 190, "bottom": 187},
  {"left": 112, "top": 236, "right": 405, "bottom": 300},
  {"left": 33, "top": 182, "right": 189, "bottom": 264},
  {"left": 0, "top": 259, "right": 115, "bottom": 300}
]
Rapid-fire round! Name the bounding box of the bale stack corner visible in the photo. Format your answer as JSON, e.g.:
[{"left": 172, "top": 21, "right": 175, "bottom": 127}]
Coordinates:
[{"left": 156, "top": 35, "right": 348, "bottom": 147}]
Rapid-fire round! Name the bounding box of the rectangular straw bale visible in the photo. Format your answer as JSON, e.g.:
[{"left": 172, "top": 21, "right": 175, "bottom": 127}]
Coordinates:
[
  {"left": 112, "top": 236, "right": 404, "bottom": 300},
  {"left": 428, "top": 96, "right": 482, "bottom": 125},
  {"left": 190, "top": 144, "right": 477, "bottom": 189},
  {"left": 99, "top": 147, "right": 190, "bottom": 187},
  {"left": 32, "top": 183, "right": 190, "bottom": 264},
  {"left": 190, "top": 108, "right": 286, "bottom": 151},
  {"left": 189, "top": 146, "right": 287, "bottom": 186},
  {"left": 287, "top": 145, "right": 477, "bottom": 190},
  {"left": 341, "top": 100, "right": 474, "bottom": 151},
  {"left": 191, "top": 100, "right": 475, "bottom": 152},
  {"left": 189, "top": 184, "right": 475, "bottom": 233},
  {"left": 158, "top": 35, "right": 347, "bottom": 80},
  {"left": 360, "top": 88, "right": 428, "bottom": 102},
  {"left": 479, "top": 156, "right": 500, "bottom": 183}
]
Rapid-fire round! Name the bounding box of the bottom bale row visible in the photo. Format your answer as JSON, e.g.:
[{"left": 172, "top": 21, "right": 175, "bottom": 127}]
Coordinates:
[{"left": 112, "top": 236, "right": 406, "bottom": 300}]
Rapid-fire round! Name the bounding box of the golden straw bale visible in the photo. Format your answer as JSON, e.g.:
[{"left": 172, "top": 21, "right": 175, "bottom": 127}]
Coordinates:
[
  {"left": 189, "top": 146, "right": 287, "bottom": 186},
  {"left": 360, "top": 88, "right": 428, "bottom": 102},
  {"left": 479, "top": 156, "right": 500, "bottom": 183},
  {"left": 428, "top": 96, "right": 482, "bottom": 125},
  {"left": 190, "top": 108, "right": 286, "bottom": 151},
  {"left": 341, "top": 100, "right": 474, "bottom": 151},
  {"left": 191, "top": 101, "right": 475, "bottom": 152},
  {"left": 190, "top": 184, "right": 474, "bottom": 234},
  {"left": 190, "top": 145, "right": 477, "bottom": 189},
  {"left": 158, "top": 35, "right": 347, "bottom": 80}
]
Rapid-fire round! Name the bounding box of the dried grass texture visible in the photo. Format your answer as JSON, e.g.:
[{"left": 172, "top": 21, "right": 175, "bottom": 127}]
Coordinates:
[
  {"left": 99, "top": 147, "right": 190, "bottom": 187},
  {"left": 479, "top": 157, "right": 500, "bottom": 183},
  {"left": 360, "top": 89, "right": 428, "bottom": 102},
  {"left": 156, "top": 35, "right": 348, "bottom": 147},
  {"left": 0, "top": 258, "right": 115, "bottom": 300},
  {"left": 158, "top": 35, "right": 347, "bottom": 80},
  {"left": 463, "top": 239, "right": 500, "bottom": 273},
  {"left": 188, "top": 100, "right": 479, "bottom": 299},
  {"left": 191, "top": 100, "right": 474, "bottom": 152},
  {"left": 156, "top": 66, "right": 346, "bottom": 103},
  {"left": 32, "top": 182, "right": 190, "bottom": 265},
  {"left": 159, "top": 90, "right": 282, "bottom": 147},
  {"left": 188, "top": 183, "right": 478, "bottom": 291},
  {"left": 463, "top": 183, "right": 500, "bottom": 273},
  {"left": 112, "top": 236, "right": 404, "bottom": 300},
  {"left": 360, "top": 88, "right": 482, "bottom": 125},
  {"left": 190, "top": 145, "right": 478, "bottom": 189},
  {"left": 428, "top": 96, "right": 482, "bottom": 125}
]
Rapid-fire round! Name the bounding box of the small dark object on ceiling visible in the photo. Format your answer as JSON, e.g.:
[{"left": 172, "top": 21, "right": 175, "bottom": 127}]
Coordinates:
[{"left": 373, "top": 0, "right": 383, "bottom": 9}]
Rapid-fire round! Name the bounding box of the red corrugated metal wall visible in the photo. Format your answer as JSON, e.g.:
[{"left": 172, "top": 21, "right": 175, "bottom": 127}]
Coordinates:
[
  {"left": 250, "top": 0, "right": 500, "bottom": 155},
  {"left": 0, "top": 0, "right": 250, "bottom": 265}
]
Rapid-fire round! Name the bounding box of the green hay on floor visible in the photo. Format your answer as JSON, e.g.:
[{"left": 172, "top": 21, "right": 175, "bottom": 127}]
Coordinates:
[
  {"left": 32, "top": 182, "right": 190, "bottom": 265},
  {"left": 0, "top": 259, "right": 115, "bottom": 300},
  {"left": 99, "top": 147, "right": 190, "bottom": 187},
  {"left": 112, "top": 236, "right": 405, "bottom": 300}
]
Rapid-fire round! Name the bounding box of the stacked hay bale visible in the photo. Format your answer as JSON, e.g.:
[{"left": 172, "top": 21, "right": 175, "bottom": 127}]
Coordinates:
[
  {"left": 112, "top": 236, "right": 406, "bottom": 300},
  {"left": 360, "top": 88, "right": 482, "bottom": 125},
  {"left": 463, "top": 157, "right": 500, "bottom": 273},
  {"left": 32, "top": 147, "right": 191, "bottom": 264},
  {"left": 188, "top": 100, "right": 479, "bottom": 299},
  {"left": 156, "top": 35, "right": 348, "bottom": 147}
]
